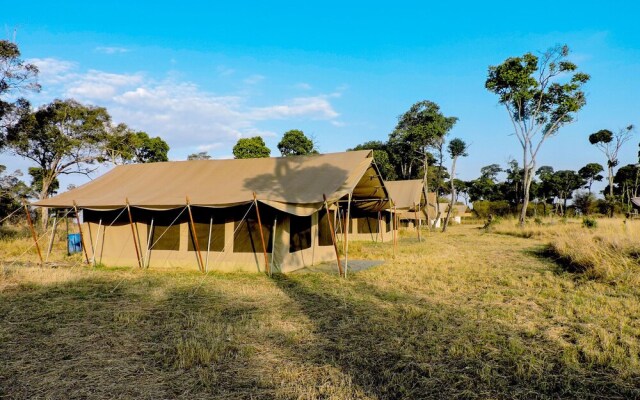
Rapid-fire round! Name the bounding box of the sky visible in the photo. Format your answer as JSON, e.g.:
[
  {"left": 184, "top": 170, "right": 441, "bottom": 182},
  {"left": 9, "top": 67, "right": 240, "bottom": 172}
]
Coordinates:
[{"left": 3, "top": 1, "right": 640, "bottom": 194}]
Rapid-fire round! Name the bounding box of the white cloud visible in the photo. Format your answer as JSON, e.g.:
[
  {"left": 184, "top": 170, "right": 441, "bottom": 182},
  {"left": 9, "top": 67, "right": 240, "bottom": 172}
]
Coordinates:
[
  {"left": 294, "top": 82, "right": 312, "bottom": 90},
  {"left": 95, "top": 46, "right": 130, "bottom": 54},
  {"left": 243, "top": 74, "right": 265, "bottom": 85},
  {"left": 25, "top": 58, "right": 341, "bottom": 154}
]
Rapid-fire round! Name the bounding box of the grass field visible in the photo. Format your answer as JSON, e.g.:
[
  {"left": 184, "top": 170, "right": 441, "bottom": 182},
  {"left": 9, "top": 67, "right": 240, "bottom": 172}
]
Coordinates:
[{"left": 1, "top": 222, "right": 639, "bottom": 399}]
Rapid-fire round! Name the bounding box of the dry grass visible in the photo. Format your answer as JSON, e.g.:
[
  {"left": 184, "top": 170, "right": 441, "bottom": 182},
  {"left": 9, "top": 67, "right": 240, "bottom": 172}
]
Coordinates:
[
  {"left": 0, "top": 224, "right": 639, "bottom": 399},
  {"left": 492, "top": 217, "right": 640, "bottom": 284}
]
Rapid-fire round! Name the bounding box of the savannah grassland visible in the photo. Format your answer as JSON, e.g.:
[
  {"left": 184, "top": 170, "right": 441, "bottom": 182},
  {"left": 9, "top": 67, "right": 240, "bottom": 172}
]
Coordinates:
[{"left": 1, "top": 219, "right": 639, "bottom": 399}]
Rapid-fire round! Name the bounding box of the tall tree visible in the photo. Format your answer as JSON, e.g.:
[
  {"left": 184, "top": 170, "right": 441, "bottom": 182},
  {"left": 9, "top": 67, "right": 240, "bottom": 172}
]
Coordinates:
[
  {"left": 578, "top": 163, "right": 604, "bottom": 193},
  {"left": 553, "top": 170, "right": 584, "bottom": 214},
  {"left": 613, "top": 164, "right": 640, "bottom": 211},
  {"left": 232, "top": 136, "right": 271, "bottom": 159},
  {"left": 0, "top": 40, "right": 40, "bottom": 134},
  {"left": 103, "top": 124, "right": 169, "bottom": 164},
  {"left": 442, "top": 138, "right": 468, "bottom": 232},
  {"left": 277, "top": 129, "right": 317, "bottom": 157},
  {"left": 5, "top": 99, "right": 111, "bottom": 227},
  {"left": 349, "top": 141, "right": 397, "bottom": 180},
  {"left": 588, "top": 126, "right": 634, "bottom": 198},
  {"left": 0, "top": 165, "right": 30, "bottom": 221},
  {"left": 394, "top": 100, "right": 457, "bottom": 228},
  {"left": 486, "top": 44, "right": 589, "bottom": 226},
  {"left": 535, "top": 166, "right": 556, "bottom": 216},
  {"left": 187, "top": 151, "right": 211, "bottom": 160}
]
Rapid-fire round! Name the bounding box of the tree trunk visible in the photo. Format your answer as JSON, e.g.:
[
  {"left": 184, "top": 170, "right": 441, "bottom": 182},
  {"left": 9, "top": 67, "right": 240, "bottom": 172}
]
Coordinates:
[
  {"left": 442, "top": 157, "right": 457, "bottom": 232},
  {"left": 519, "top": 146, "right": 531, "bottom": 227},
  {"left": 421, "top": 152, "right": 432, "bottom": 231}
]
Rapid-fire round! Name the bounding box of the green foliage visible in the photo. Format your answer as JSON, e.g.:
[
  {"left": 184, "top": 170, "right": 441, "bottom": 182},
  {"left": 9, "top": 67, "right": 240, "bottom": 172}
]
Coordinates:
[
  {"left": 277, "top": 129, "right": 317, "bottom": 157},
  {"left": 5, "top": 99, "right": 111, "bottom": 204},
  {"left": 573, "top": 191, "right": 596, "bottom": 215},
  {"left": 28, "top": 167, "right": 58, "bottom": 196},
  {"left": 349, "top": 141, "right": 397, "bottom": 180},
  {"left": 103, "top": 124, "right": 169, "bottom": 164},
  {"left": 485, "top": 44, "right": 589, "bottom": 225},
  {"left": 232, "top": 136, "right": 271, "bottom": 159},
  {"left": 0, "top": 40, "right": 40, "bottom": 133},
  {"left": 187, "top": 152, "right": 211, "bottom": 160},
  {"left": 582, "top": 217, "right": 598, "bottom": 229},
  {"left": 0, "top": 165, "right": 31, "bottom": 221},
  {"left": 472, "top": 200, "right": 512, "bottom": 218},
  {"left": 578, "top": 163, "right": 604, "bottom": 192},
  {"left": 447, "top": 138, "right": 467, "bottom": 158},
  {"left": 588, "top": 129, "right": 613, "bottom": 145}
]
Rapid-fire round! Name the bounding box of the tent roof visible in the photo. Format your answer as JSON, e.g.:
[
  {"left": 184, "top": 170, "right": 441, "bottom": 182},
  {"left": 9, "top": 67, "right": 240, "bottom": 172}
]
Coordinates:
[
  {"left": 35, "top": 150, "right": 388, "bottom": 216},
  {"left": 385, "top": 180, "right": 425, "bottom": 210}
]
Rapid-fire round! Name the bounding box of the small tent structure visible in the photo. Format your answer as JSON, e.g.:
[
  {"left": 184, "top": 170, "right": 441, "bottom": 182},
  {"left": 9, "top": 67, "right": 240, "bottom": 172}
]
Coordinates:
[
  {"left": 35, "top": 150, "right": 391, "bottom": 273},
  {"left": 384, "top": 180, "right": 432, "bottom": 229}
]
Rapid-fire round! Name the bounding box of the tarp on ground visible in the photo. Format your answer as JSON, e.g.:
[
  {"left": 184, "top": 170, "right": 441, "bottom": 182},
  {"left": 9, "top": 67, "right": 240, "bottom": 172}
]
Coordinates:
[{"left": 35, "top": 150, "right": 389, "bottom": 216}]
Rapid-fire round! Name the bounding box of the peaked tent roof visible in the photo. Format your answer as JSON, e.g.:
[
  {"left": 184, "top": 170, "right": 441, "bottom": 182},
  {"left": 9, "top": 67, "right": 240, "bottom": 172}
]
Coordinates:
[
  {"left": 385, "top": 180, "right": 426, "bottom": 210},
  {"left": 35, "top": 150, "right": 389, "bottom": 216}
]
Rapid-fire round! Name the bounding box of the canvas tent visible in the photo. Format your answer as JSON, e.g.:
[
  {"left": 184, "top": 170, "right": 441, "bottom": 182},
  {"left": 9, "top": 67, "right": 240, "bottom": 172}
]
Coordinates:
[
  {"left": 35, "top": 150, "right": 391, "bottom": 273},
  {"left": 384, "top": 180, "right": 428, "bottom": 229}
]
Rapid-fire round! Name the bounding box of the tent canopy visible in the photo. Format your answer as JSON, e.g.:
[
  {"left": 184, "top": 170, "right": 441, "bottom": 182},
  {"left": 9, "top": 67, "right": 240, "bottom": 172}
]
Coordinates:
[
  {"left": 385, "top": 180, "right": 426, "bottom": 210},
  {"left": 35, "top": 150, "right": 389, "bottom": 216}
]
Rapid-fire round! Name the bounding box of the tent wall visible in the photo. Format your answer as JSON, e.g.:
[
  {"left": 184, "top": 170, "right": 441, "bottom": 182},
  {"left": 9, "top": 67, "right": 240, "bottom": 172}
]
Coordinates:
[
  {"left": 347, "top": 213, "right": 393, "bottom": 242},
  {"left": 82, "top": 206, "right": 336, "bottom": 272}
]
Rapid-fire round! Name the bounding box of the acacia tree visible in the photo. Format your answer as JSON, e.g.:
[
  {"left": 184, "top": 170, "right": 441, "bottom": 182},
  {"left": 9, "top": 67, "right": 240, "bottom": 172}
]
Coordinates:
[
  {"left": 5, "top": 99, "right": 111, "bottom": 227},
  {"left": 277, "top": 129, "right": 317, "bottom": 156},
  {"left": 578, "top": 163, "right": 604, "bottom": 194},
  {"left": 442, "top": 138, "right": 468, "bottom": 232},
  {"left": 348, "top": 140, "right": 397, "bottom": 180},
  {"left": 0, "top": 40, "right": 40, "bottom": 133},
  {"left": 393, "top": 100, "right": 457, "bottom": 227},
  {"left": 486, "top": 45, "right": 589, "bottom": 226},
  {"left": 588, "top": 126, "right": 634, "bottom": 198},
  {"left": 553, "top": 170, "right": 584, "bottom": 214},
  {"left": 232, "top": 136, "right": 271, "bottom": 159},
  {"left": 187, "top": 151, "right": 211, "bottom": 160},
  {"left": 103, "top": 123, "right": 169, "bottom": 165}
]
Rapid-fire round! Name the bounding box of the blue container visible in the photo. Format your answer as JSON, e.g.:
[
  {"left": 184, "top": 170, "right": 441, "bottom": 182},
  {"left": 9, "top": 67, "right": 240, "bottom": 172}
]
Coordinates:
[{"left": 68, "top": 233, "right": 82, "bottom": 254}]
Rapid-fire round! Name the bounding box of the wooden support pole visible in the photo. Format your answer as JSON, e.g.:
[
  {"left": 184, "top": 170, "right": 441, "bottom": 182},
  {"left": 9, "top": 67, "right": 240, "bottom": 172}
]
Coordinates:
[
  {"left": 73, "top": 201, "right": 90, "bottom": 265},
  {"left": 186, "top": 197, "right": 205, "bottom": 273},
  {"left": 125, "top": 200, "right": 142, "bottom": 269},
  {"left": 91, "top": 219, "right": 102, "bottom": 266},
  {"left": 323, "top": 194, "right": 344, "bottom": 277},
  {"left": 253, "top": 192, "right": 270, "bottom": 276},
  {"left": 23, "top": 201, "right": 43, "bottom": 266},
  {"left": 144, "top": 218, "right": 154, "bottom": 269},
  {"left": 393, "top": 206, "right": 397, "bottom": 257},
  {"left": 205, "top": 217, "right": 212, "bottom": 273},
  {"left": 345, "top": 193, "right": 352, "bottom": 278},
  {"left": 414, "top": 203, "right": 421, "bottom": 242}
]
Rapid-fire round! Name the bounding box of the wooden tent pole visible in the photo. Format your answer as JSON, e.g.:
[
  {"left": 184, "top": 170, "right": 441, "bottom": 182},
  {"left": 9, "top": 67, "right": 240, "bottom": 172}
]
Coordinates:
[
  {"left": 205, "top": 217, "right": 212, "bottom": 273},
  {"left": 414, "top": 203, "right": 421, "bottom": 242},
  {"left": 393, "top": 205, "right": 397, "bottom": 258},
  {"left": 73, "top": 201, "right": 90, "bottom": 265},
  {"left": 186, "top": 197, "right": 205, "bottom": 273},
  {"left": 253, "top": 192, "right": 270, "bottom": 276},
  {"left": 125, "top": 199, "right": 142, "bottom": 269},
  {"left": 378, "top": 211, "right": 383, "bottom": 243},
  {"left": 144, "top": 218, "right": 154, "bottom": 269},
  {"left": 323, "top": 194, "right": 344, "bottom": 277},
  {"left": 46, "top": 215, "right": 58, "bottom": 262},
  {"left": 23, "top": 201, "right": 43, "bottom": 266},
  {"left": 345, "top": 192, "right": 352, "bottom": 278}
]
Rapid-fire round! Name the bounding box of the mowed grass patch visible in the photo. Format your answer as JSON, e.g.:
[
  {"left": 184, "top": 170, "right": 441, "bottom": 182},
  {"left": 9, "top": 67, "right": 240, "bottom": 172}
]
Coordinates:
[{"left": 0, "top": 224, "right": 639, "bottom": 398}]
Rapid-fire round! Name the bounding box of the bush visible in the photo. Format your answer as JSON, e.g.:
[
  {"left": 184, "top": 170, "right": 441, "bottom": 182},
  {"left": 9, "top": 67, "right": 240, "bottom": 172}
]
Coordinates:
[
  {"left": 573, "top": 191, "right": 595, "bottom": 215},
  {"left": 0, "top": 225, "right": 19, "bottom": 240},
  {"left": 472, "top": 200, "right": 513, "bottom": 219},
  {"left": 582, "top": 217, "right": 598, "bottom": 229}
]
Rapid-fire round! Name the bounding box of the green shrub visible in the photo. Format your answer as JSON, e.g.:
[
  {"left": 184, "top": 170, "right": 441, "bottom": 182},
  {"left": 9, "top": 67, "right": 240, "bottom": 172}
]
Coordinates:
[{"left": 582, "top": 217, "right": 598, "bottom": 229}]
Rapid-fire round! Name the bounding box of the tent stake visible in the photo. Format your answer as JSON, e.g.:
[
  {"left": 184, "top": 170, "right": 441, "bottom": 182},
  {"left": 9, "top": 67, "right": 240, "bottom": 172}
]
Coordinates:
[
  {"left": 73, "top": 201, "right": 90, "bottom": 265},
  {"left": 125, "top": 200, "right": 142, "bottom": 269},
  {"left": 186, "top": 197, "right": 205, "bottom": 273},
  {"left": 323, "top": 194, "right": 344, "bottom": 277},
  {"left": 46, "top": 215, "right": 58, "bottom": 262},
  {"left": 253, "top": 192, "right": 270, "bottom": 276},
  {"left": 23, "top": 201, "right": 43, "bottom": 267}
]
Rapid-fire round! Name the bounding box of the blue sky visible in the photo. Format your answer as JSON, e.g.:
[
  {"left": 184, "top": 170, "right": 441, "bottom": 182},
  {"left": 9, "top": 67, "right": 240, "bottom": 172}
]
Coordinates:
[{"left": 4, "top": 1, "right": 640, "bottom": 193}]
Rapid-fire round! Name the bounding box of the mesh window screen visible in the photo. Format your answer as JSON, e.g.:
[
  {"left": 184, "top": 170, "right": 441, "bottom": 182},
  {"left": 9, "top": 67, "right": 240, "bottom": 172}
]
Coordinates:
[{"left": 290, "top": 215, "right": 312, "bottom": 252}]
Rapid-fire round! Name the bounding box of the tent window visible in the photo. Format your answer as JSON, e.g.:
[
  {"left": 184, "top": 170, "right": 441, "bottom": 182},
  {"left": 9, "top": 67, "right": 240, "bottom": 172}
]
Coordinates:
[
  {"left": 150, "top": 225, "right": 181, "bottom": 251},
  {"left": 290, "top": 215, "right": 312, "bottom": 252},
  {"left": 188, "top": 220, "right": 225, "bottom": 252},
  {"left": 385, "top": 213, "right": 391, "bottom": 232},
  {"left": 318, "top": 210, "right": 334, "bottom": 247},
  {"left": 233, "top": 218, "right": 273, "bottom": 253},
  {"left": 358, "top": 216, "right": 379, "bottom": 234}
]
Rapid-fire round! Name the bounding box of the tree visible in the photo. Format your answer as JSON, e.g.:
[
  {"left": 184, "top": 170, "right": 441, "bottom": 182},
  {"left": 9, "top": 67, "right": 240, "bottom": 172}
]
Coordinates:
[
  {"left": 578, "top": 163, "right": 604, "bottom": 194},
  {"left": 232, "top": 136, "right": 271, "bottom": 159},
  {"left": 28, "top": 167, "right": 58, "bottom": 197},
  {"left": 480, "top": 164, "right": 502, "bottom": 181},
  {"left": 0, "top": 40, "right": 40, "bottom": 134},
  {"left": 589, "top": 126, "right": 634, "bottom": 198},
  {"left": 535, "top": 166, "right": 557, "bottom": 216},
  {"left": 349, "top": 141, "right": 397, "bottom": 180},
  {"left": 486, "top": 44, "right": 590, "bottom": 226},
  {"left": 0, "top": 165, "right": 30, "bottom": 222},
  {"left": 5, "top": 99, "right": 111, "bottom": 227},
  {"left": 102, "top": 123, "right": 169, "bottom": 164},
  {"left": 573, "top": 191, "right": 595, "bottom": 215},
  {"left": 394, "top": 100, "right": 457, "bottom": 228},
  {"left": 553, "top": 170, "right": 584, "bottom": 214},
  {"left": 187, "top": 151, "right": 211, "bottom": 160},
  {"left": 613, "top": 164, "right": 640, "bottom": 212},
  {"left": 442, "top": 138, "right": 468, "bottom": 232},
  {"left": 277, "top": 129, "right": 317, "bottom": 157}
]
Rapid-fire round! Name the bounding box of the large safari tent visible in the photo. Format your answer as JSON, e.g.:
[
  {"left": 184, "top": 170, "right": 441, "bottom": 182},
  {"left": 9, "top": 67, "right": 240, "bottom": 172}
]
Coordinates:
[{"left": 35, "top": 150, "right": 392, "bottom": 274}]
